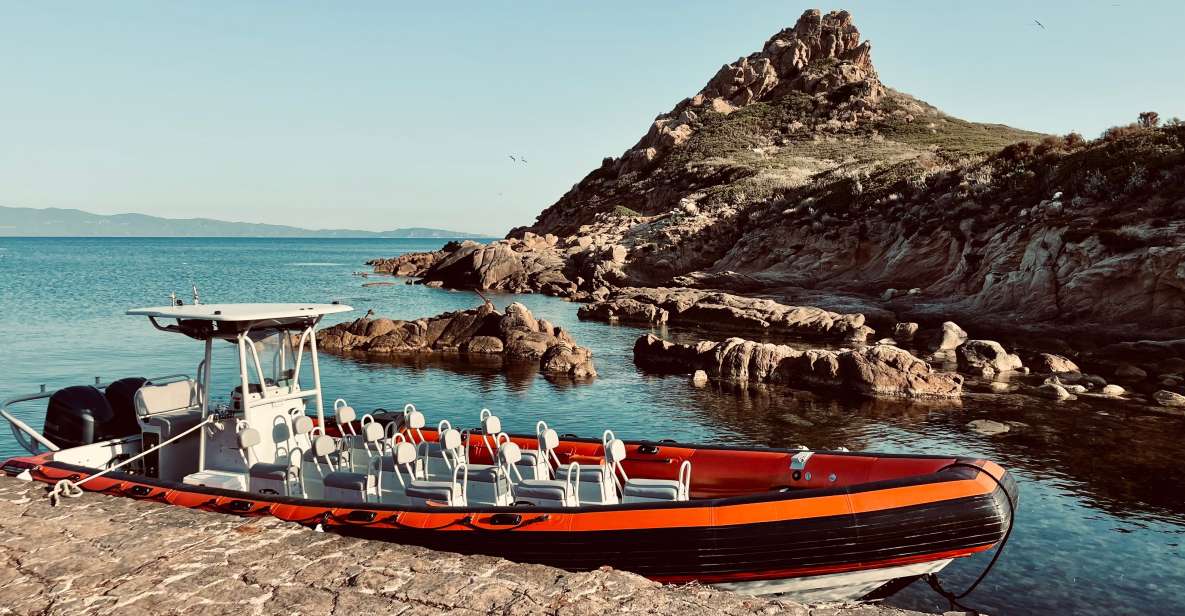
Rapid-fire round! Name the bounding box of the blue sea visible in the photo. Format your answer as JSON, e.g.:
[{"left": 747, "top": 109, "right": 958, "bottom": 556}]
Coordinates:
[{"left": 1, "top": 237, "right": 1182, "bottom": 615}]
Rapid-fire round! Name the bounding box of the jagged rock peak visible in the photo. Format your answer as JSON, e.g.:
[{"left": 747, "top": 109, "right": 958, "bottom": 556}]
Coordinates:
[
  {"left": 700, "top": 9, "right": 877, "bottom": 109},
  {"left": 620, "top": 9, "right": 882, "bottom": 172}
]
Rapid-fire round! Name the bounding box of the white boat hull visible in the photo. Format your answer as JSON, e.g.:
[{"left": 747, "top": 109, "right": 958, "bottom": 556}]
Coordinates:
[{"left": 713, "top": 558, "right": 953, "bottom": 601}]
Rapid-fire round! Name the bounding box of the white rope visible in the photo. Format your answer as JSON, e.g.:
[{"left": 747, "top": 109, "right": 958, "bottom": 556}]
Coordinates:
[{"left": 47, "top": 416, "right": 215, "bottom": 506}]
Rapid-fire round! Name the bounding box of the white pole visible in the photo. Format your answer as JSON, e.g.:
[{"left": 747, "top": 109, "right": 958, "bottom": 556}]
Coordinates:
[
  {"left": 237, "top": 334, "right": 251, "bottom": 414},
  {"left": 198, "top": 337, "right": 213, "bottom": 472},
  {"left": 308, "top": 325, "right": 325, "bottom": 428}
]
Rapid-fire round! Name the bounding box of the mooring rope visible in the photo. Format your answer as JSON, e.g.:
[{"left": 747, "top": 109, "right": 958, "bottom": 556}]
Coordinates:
[
  {"left": 47, "top": 416, "right": 215, "bottom": 506},
  {"left": 923, "top": 461, "right": 1018, "bottom": 614}
]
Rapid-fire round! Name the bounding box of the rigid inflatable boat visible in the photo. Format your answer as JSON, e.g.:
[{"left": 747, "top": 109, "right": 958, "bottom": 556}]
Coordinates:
[{"left": 1, "top": 300, "right": 1017, "bottom": 602}]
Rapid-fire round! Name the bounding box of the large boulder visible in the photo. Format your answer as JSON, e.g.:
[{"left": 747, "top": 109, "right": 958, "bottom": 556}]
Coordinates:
[
  {"left": 541, "top": 343, "right": 597, "bottom": 378},
  {"left": 923, "top": 321, "right": 968, "bottom": 355},
  {"left": 632, "top": 334, "right": 961, "bottom": 399},
  {"left": 368, "top": 251, "right": 443, "bottom": 276},
  {"left": 316, "top": 303, "right": 596, "bottom": 379},
  {"left": 1033, "top": 353, "right": 1080, "bottom": 374},
  {"left": 956, "top": 340, "right": 1023, "bottom": 376}
]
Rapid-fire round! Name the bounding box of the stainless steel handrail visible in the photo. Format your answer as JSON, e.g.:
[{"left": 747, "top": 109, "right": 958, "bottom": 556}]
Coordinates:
[
  {"left": 1, "top": 374, "right": 192, "bottom": 456},
  {"left": 2, "top": 388, "right": 63, "bottom": 453}
]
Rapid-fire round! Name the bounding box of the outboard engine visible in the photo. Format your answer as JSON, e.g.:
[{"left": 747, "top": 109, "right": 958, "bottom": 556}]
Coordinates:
[
  {"left": 104, "top": 377, "right": 148, "bottom": 436},
  {"left": 44, "top": 383, "right": 142, "bottom": 449}
]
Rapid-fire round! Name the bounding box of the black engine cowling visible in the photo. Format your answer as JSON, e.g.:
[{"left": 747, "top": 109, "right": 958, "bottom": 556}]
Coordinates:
[{"left": 44, "top": 380, "right": 144, "bottom": 449}]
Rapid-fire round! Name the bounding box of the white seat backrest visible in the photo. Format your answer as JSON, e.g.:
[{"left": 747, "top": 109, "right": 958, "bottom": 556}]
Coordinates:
[
  {"left": 238, "top": 427, "right": 262, "bottom": 450},
  {"left": 499, "top": 441, "right": 523, "bottom": 466},
  {"left": 292, "top": 415, "right": 314, "bottom": 436},
  {"left": 395, "top": 441, "right": 417, "bottom": 465},
  {"left": 482, "top": 414, "right": 501, "bottom": 435},
  {"left": 606, "top": 438, "right": 629, "bottom": 488},
  {"left": 313, "top": 435, "right": 337, "bottom": 460},
  {"left": 334, "top": 399, "right": 357, "bottom": 436},
  {"left": 497, "top": 441, "right": 526, "bottom": 483},
  {"left": 540, "top": 428, "right": 559, "bottom": 452},
  {"left": 134, "top": 381, "right": 195, "bottom": 417},
  {"left": 606, "top": 439, "right": 627, "bottom": 464},
  {"left": 537, "top": 427, "right": 561, "bottom": 471},
  {"left": 390, "top": 440, "right": 418, "bottom": 486},
  {"left": 362, "top": 421, "right": 384, "bottom": 444},
  {"left": 440, "top": 428, "right": 463, "bottom": 457}
]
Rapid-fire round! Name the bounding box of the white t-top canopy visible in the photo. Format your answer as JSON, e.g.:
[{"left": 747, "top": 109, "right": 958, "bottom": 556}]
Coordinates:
[{"left": 127, "top": 303, "right": 353, "bottom": 322}]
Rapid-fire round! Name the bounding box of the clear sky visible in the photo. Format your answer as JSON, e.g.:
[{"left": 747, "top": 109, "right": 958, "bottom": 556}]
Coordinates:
[{"left": 2, "top": 1, "right": 1182, "bottom": 235}]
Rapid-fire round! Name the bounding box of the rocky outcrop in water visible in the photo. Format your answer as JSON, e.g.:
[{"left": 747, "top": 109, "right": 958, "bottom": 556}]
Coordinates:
[
  {"left": 374, "top": 234, "right": 633, "bottom": 299},
  {"left": 317, "top": 302, "right": 596, "bottom": 378},
  {"left": 633, "top": 334, "right": 962, "bottom": 398},
  {"left": 956, "top": 340, "right": 1023, "bottom": 377},
  {"left": 579, "top": 287, "right": 872, "bottom": 342}
]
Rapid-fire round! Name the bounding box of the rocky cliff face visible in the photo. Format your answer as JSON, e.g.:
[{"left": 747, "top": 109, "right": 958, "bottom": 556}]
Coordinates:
[
  {"left": 376, "top": 8, "right": 1185, "bottom": 345},
  {"left": 489, "top": 8, "right": 1185, "bottom": 337}
]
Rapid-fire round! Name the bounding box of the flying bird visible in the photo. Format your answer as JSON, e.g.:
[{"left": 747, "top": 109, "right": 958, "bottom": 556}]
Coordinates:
[
  {"left": 1033, "top": 19, "right": 1046, "bottom": 29},
  {"left": 508, "top": 154, "right": 517, "bottom": 162}
]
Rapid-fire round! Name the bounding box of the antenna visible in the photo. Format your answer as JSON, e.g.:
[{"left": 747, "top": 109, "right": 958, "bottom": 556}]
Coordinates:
[{"left": 192, "top": 284, "right": 201, "bottom": 305}]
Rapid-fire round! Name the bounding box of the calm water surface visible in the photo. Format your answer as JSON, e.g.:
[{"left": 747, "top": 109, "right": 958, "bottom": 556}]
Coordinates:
[{"left": 1, "top": 237, "right": 1182, "bottom": 615}]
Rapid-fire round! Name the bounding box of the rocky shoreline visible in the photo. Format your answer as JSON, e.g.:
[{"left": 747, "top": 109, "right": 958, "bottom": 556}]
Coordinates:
[
  {"left": 363, "top": 7, "right": 1184, "bottom": 415},
  {"left": 362, "top": 241, "right": 1185, "bottom": 415},
  {"left": 0, "top": 477, "right": 951, "bottom": 616}
]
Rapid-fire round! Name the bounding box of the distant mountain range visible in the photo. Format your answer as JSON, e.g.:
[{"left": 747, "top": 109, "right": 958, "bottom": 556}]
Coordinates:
[{"left": 0, "top": 206, "right": 490, "bottom": 238}]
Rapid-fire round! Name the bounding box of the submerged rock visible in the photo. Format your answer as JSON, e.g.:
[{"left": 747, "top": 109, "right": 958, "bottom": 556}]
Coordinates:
[
  {"left": 1153, "top": 389, "right": 1185, "bottom": 408},
  {"left": 1034, "top": 353, "right": 1080, "bottom": 374},
  {"left": 1101, "top": 384, "right": 1126, "bottom": 396},
  {"left": 967, "top": 419, "right": 1011, "bottom": 436},
  {"left": 318, "top": 302, "right": 596, "bottom": 378},
  {"left": 633, "top": 334, "right": 962, "bottom": 399},
  {"left": 1039, "top": 382, "right": 1076, "bottom": 401}
]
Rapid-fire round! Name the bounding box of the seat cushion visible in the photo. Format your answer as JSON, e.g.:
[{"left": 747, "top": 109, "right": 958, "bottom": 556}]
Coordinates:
[
  {"left": 623, "top": 478, "right": 680, "bottom": 501},
  {"left": 249, "top": 462, "right": 292, "bottom": 481},
  {"left": 514, "top": 479, "right": 570, "bottom": 502},
  {"left": 324, "top": 471, "right": 371, "bottom": 491},
  {"left": 556, "top": 464, "right": 607, "bottom": 482},
  {"left": 406, "top": 480, "right": 459, "bottom": 502},
  {"left": 465, "top": 464, "right": 500, "bottom": 483},
  {"left": 183, "top": 470, "right": 247, "bottom": 492}
]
